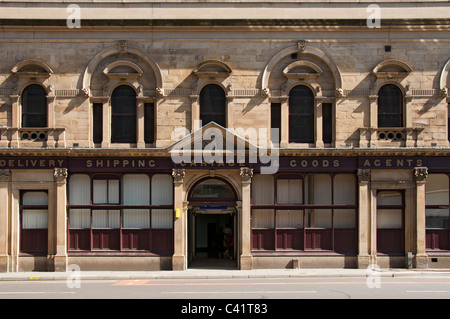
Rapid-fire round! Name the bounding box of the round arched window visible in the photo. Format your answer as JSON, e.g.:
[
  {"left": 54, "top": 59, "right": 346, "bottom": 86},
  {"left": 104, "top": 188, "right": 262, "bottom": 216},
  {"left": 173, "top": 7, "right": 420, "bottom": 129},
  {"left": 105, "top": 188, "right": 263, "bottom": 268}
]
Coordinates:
[{"left": 190, "top": 178, "right": 236, "bottom": 200}]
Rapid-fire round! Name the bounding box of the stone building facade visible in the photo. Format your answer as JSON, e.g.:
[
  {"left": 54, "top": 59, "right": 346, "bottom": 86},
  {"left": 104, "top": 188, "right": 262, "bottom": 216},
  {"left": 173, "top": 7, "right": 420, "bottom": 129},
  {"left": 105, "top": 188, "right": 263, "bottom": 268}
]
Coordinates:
[{"left": 0, "top": 0, "right": 449, "bottom": 272}]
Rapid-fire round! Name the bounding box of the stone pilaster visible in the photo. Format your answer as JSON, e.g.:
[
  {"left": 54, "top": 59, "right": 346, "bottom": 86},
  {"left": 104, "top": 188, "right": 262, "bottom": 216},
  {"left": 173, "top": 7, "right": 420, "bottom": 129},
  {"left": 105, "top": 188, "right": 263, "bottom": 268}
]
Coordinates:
[
  {"left": 172, "top": 168, "right": 186, "bottom": 270},
  {"left": 413, "top": 167, "right": 429, "bottom": 269},
  {"left": 53, "top": 168, "right": 68, "bottom": 272},
  {"left": 239, "top": 167, "right": 253, "bottom": 270},
  {"left": 0, "top": 169, "right": 10, "bottom": 272},
  {"left": 357, "top": 169, "right": 373, "bottom": 268}
]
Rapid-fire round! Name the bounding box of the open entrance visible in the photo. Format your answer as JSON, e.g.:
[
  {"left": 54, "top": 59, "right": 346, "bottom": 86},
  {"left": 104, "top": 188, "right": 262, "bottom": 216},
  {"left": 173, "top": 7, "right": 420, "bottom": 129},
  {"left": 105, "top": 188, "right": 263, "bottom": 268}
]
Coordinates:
[{"left": 187, "top": 178, "right": 238, "bottom": 269}]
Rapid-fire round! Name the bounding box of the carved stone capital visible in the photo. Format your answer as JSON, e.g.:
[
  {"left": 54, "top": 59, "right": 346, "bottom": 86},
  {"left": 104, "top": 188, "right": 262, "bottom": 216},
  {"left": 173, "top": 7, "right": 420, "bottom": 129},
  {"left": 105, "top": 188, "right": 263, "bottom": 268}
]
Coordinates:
[
  {"left": 414, "top": 167, "right": 428, "bottom": 182},
  {"left": 357, "top": 169, "right": 371, "bottom": 183},
  {"left": 240, "top": 167, "right": 253, "bottom": 183},
  {"left": 172, "top": 168, "right": 186, "bottom": 183},
  {"left": 54, "top": 168, "right": 68, "bottom": 183},
  {"left": 0, "top": 169, "right": 10, "bottom": 182}
]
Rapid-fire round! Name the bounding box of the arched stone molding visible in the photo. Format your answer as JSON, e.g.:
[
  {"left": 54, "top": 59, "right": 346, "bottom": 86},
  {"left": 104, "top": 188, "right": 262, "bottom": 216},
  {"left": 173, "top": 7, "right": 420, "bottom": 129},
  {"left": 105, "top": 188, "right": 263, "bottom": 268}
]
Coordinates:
[
  {"left": 81, "top": 41, "right": 163, "bottom": 97},
  {"left": 261, "top": 42, "right": 343, "bottom": 98},
  {"left": 185, "top": 174, "right": 241, "bottom": 203},
  {"left": 262, "top": 42, "right": 341, "bottom": 148},
  {"left": 8, "top": 59, "right": 59, "bottom": 147},
  {"left": 190, "top": 60, "right": 233, "bottom": 131},
  {"left": 439, "top": 57, "right": 450, "bottom": 97},
  {"left": 364, "top": 60, "right": 417, "bottom": 147}
]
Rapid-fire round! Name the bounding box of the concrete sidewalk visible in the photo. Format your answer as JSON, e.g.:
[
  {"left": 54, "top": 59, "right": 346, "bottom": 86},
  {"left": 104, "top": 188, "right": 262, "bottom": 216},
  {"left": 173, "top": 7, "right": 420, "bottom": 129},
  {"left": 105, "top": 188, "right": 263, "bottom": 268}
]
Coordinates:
[{"left": 1, "top": 268, "right": 450, "bottom": 281}]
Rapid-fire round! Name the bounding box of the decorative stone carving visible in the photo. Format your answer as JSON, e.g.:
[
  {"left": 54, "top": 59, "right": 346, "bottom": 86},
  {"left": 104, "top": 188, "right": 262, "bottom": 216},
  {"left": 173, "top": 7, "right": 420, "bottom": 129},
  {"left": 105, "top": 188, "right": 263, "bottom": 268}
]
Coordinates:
[
  {"left": 335, "top": 88, "right": 344, "bottom": 97},
  {"left": 118, "top": 40, "right": 128, "bottom": 53},
  {"left": 0, "top": 169, "right": 10, "bottom": 182},
  {"left": 172, "top": 168, "right": 185, "bottom": 183},
  {"left": 440, "top": 87, "right": 448, "bottom": 97},
  {"left": 240, "top": 167, "right": 253, "bottom": 183},
  {"left": 414, "top": 167, "right": 428, "bottom": 182},
  {"left": 156, "top": 87, "right": 164, "bottom": 97},
  {"left": 357, "top": 169, "right": 371, "bottom": 183},
  {"left": 261, "top": 87, "right": 270, "bottom": 97},
  {"left": 297, "top": 40, "right": 307, "bottom": 53},
  {"left": 80, "top": 87, "right": 89, "bottom": 97},
  {"left": 54, "top": 168, "right": 68, "bottom": 183}
]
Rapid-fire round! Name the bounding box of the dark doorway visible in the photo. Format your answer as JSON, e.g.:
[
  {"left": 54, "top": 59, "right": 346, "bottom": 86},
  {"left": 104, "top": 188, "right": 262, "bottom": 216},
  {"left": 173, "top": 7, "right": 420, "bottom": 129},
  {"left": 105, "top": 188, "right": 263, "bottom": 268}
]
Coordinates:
[{"left": 189, "top": 210, "right": 237, "bottom": 269}]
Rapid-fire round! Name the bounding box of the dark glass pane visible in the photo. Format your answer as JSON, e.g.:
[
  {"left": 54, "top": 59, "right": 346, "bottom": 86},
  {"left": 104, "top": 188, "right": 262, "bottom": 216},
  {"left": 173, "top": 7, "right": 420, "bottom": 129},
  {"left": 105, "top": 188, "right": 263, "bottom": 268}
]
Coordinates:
[
  {"left": 289, "top": 85, "right": 314, "bottom": 143},
  {"left": 200, "top": 84, "right": 226, "bottom": 127},
  {"left": 93, "top": 103, "right": 103, "bottom": 144},
  {"left": 111, "top": 86, "right": 136, "bottom": 143},
  {"left": 144, "top": 103, "right": 155, "bottom": 144},
  {"left": 271, "top": 103, "right": 281, "bottom": 130},
  {"left": 22, "top": 84, "right": 47, "bottom": 128},
  {"left": 378, "top": 84, "right": 403, "bottom": 128},
  {"left": 191, "top": 179, "right": 235, "bottom": 199},
  {"left": 322, "top": 103, "right": 332, "bottom": 144}
]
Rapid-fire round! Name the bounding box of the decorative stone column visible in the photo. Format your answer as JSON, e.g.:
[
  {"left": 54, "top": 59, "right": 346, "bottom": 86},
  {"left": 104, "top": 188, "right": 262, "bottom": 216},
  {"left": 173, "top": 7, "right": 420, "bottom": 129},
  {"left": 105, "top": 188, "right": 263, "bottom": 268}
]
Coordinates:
[
  {"left": 368, "top": 95, "right": 378, "bottom": 147},
  {"left": 413, "top": 167, "right": 429, "bottom": 269},
  {"left": 240, "top": 167, "right": 253, "bottom": 270},
  {"left": 172, "top": 168, "right": 186, "bottom": 271},
  {"left": 53, "top": 168, "right": 68, "bottom": 272},
  {"left": 0, "top": 169, "right": 10, "bottom": 272},
  {"left": 9, "top": 95, "right": 20, "bottom": 147},
  {"left": 357, "top": 169, "right": 373, "bottom": 268},
  {"left": 279, "top": 97, "right": 289, "bottom": 147},
  {"left": 314, "top": 97, "right": 325, "bottom": 148},
  {"left": 136, "top": 97, "right": 146, "bottom": 148},
  {"left": 101, "top": 97, "right": 111, "bottom": 148}
]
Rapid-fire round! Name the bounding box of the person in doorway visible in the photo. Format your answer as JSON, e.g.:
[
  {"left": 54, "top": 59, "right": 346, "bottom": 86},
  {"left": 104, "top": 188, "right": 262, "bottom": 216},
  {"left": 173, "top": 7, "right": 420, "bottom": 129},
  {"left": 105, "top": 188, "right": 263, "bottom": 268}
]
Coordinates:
[
  {"left": 223, "top": 224, "right": 233, "bottom": 260},
  {"left": 216, "top": 227, "right": 225, "bottom": 258}
]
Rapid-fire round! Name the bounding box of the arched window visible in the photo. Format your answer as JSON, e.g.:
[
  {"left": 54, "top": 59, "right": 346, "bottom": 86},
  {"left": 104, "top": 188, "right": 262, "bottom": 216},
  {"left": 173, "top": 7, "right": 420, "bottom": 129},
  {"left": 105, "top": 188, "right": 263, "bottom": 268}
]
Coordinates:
[
  {"left": 200, "top": 84, "right": 226, "bottom": 127},
  {"left": 378, "top": 84, "right": 404, "bottom": 128},
  {"left": 111, "top": 85, "right": 137, "bottom": 143},
  {"left": 289, "top": 85, "right": 314, "bottom": 143},
  {"left": 21, "top": 84, "right": 47, "bottom": 128}
]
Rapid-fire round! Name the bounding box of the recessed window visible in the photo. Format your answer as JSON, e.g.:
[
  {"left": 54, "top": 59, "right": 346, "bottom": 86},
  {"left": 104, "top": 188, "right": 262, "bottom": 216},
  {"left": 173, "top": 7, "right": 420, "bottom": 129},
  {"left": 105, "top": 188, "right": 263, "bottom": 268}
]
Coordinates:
[
  {"left": 200, "top": 84, "right": 226, "bottom": 127},
  {"left": 111, "top": 85, "right": 137, "bottom": 143},
  {"left": 378, "top": 84, "right": 404, "bottom": 128},
  {"left": 21, "top": 84, "right": 47, "bottom": 128},
  {"left": 289, "top": 85, "right": 314, "bottom": 143}
]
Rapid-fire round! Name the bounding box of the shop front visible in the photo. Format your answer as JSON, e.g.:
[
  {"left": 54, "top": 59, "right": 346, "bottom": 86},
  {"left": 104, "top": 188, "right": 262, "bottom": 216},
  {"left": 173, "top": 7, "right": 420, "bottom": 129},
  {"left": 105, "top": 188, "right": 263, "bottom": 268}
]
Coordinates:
[{"left": 0, "top": 153, "right": 449, "bottom": 272}]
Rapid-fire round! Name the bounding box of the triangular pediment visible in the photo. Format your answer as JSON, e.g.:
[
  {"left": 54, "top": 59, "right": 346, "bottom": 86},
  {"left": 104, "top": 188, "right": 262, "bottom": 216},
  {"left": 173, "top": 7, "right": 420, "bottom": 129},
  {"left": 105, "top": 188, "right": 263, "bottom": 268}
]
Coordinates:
[{"left": 167, "top": 122, "right": 263, "bottom": 164}]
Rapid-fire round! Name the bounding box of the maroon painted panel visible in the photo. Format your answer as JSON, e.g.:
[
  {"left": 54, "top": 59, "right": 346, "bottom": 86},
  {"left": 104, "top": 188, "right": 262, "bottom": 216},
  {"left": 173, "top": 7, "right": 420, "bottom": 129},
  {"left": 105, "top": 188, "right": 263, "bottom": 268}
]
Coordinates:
[
  {"left": 69, "top": 229, "right": 90, "bottom": 250},
  {"left": 426, "top": 229, "right": 450, "bottom": 250},
  {"left": 21, "top": 229, "right": 48, "bottom": 254},
  {"left": 377, "top": 229, "right": 404, "bottom": 254},
  {"left": 252, "top": 229, "right": 275, "bottom": 251},
  {"left": 151, "top": 229, "right": 174, "bottom": 254},
  {"left": 334, "top": 229, "right": 357, "bottom": 253},
  {"left": 305, "top": 229, "right": 332, "bottom": 250},
  {"left": 276, "top": 229, "right": 303, "bottom": 250},
  {"left": 92, "top": 229, "right": 120, "bottom": 250},
  {"left": 122, "top": 229, "right": 150, "bottom": 250}
]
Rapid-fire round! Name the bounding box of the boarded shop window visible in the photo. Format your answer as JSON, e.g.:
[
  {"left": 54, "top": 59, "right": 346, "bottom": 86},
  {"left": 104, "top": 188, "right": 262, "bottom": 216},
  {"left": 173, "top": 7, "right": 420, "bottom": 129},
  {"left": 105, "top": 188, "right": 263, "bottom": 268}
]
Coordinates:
[
  {"left": 20, "top": 191, "right": 48, "bottom": 255},
  {"left": 111, "top": 85, "right": 137, "bottom": 143},
  {"left": 425, "top": 174, "right": 450, "bottom": 251},
  {"left": 68, "top": 173, "right": 174, "bottom": 253},
  {"left": 251, "top": 173, "right": 357, "bottom": 253},
  {"left": 22, "top": 84, "right": 47, "bottom": 128},
  {"left": 200, "top": 84, "right": 226, "bottom": 127},
  {"left": 378, "top": 84, "right": 404, "bottom": 128},
  {"left": 289, "top": 85, "right": 314, "bottom": 143}
]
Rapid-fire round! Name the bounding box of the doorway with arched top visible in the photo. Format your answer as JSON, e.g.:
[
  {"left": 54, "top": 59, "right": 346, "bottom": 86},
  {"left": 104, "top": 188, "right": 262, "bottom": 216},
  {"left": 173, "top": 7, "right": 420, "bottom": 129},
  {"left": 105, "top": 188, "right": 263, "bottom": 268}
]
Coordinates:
[{"left": 187, "top": 177, "right": 238, "bottom": 269}]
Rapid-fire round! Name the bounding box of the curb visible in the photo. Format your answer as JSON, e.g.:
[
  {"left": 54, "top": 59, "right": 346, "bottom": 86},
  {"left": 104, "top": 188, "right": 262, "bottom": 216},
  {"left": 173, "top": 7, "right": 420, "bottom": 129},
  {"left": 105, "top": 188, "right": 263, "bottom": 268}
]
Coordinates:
[{"left": 1, "top": 269, "right": 450, "bottom": 281}]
